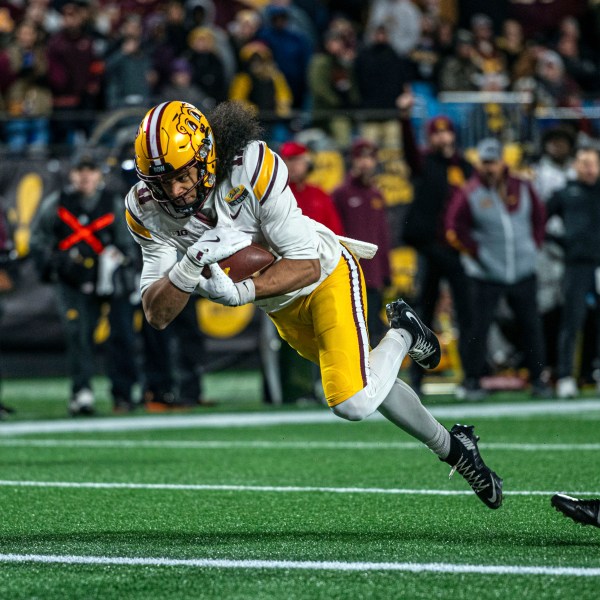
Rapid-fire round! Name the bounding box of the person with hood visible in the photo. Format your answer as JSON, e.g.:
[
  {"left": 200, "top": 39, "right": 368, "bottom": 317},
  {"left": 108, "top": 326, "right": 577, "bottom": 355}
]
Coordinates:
[{"left": 186, "top": 0, "right": 236, "bottom": 82}]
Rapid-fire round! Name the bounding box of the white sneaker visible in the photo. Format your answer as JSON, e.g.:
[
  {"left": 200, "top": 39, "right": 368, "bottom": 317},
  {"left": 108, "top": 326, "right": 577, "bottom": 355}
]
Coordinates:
[
  {"left": 556, "top": 377, "right": 578, "bottom": 399},
  {"left": 69, "top": 388, "right": 95, "bottom": 416}
]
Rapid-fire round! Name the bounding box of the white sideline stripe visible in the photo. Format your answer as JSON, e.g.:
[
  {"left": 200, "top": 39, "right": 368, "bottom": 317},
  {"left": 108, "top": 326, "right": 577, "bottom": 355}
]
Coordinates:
[
  {"left": 1, "top": 480, "right": 599, "bottom": 497},
  {"left": 1, "top": 439, "right": 600, "bottom": 452},
  {"left": 2, "top": 399, "right": 600, "bottom": 436},
  {"left": 0, "top": 553, "right": 598, "bottom": 577}
]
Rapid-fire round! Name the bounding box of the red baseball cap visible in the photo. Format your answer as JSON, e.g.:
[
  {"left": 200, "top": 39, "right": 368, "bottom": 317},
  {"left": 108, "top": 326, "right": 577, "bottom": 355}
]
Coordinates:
[
  {"left": 426, "top": 115, "right": 455, "bottom": 136},
  {"left": 279, "top": 141, "right": 308, "bottom": 158}
]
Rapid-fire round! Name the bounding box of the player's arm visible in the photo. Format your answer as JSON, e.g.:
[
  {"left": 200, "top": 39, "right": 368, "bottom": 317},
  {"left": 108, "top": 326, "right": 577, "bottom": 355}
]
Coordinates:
[
  {"left": 244, "top": 142, "right": 322, "bottom": 298},
  {"left": 142, "top": 275, "right": 190, "bottom": 330},
  {"left": 253, "top": 256, "right": 320, "bottom": 299},
  {"left": 125, "top": 195, "right": 188, "bottom": 329}
]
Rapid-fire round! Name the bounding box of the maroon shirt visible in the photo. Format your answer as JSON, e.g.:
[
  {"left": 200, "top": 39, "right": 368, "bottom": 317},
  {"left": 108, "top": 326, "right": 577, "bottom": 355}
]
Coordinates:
[
  {"left": 47, "top": 29, "right": 100, "bottom": 108},
  {"left": 332, "top": 175, "right": 391, "bottom": 289}
]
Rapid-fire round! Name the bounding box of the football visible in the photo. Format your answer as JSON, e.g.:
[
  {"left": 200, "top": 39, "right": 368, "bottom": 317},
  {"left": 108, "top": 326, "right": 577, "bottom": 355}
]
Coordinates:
[{"left": 202, "top": 242, "right": 275, "bottom": 282}]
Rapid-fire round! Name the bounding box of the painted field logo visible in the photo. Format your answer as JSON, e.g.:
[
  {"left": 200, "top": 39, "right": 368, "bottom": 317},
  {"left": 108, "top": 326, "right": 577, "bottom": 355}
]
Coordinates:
[{"left": 225, "top": 185, "right": 249, "bottom": 206}]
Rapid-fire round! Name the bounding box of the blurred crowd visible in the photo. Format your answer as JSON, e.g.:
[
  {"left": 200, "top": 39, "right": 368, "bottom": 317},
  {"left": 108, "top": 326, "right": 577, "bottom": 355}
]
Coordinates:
[
  {"left": 2, "top": 0, "right": 600, "bottom": 415},
  {"left": 1, "top": 0, "right": 600, "bottom": 154}
]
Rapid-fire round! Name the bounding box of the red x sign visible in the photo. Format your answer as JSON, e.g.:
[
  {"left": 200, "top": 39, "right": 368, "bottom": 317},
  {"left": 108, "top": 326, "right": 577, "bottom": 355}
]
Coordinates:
[{"left": 57, "top": 206, "right": 115, "bottom": 254}]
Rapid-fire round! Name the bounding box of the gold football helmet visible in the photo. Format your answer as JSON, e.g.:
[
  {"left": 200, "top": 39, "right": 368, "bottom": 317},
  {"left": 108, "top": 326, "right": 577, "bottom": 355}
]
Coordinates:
[{"left": 134, "top": 101, "right": 217, "bottom": 218}]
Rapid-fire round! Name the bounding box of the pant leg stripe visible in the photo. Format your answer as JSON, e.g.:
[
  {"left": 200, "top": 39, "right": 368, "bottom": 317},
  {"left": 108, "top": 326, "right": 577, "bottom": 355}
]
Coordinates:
[{"left": 341, "top": 246, "right": 370, "bottom": 387}]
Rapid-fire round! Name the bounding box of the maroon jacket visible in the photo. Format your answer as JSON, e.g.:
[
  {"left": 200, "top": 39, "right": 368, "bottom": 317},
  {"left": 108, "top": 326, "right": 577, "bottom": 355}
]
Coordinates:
[
  {"left": 445, "top": 169, "right": 546, "bottom": 284},
  {"left": 289, "top": 182, "right": 345, "bottom": 236},
  {"left": 47, "top": 29, "right": 101, "bottom": 108},
  {"left": 332, "top": 175, "right": 391, "bottom": 289}
]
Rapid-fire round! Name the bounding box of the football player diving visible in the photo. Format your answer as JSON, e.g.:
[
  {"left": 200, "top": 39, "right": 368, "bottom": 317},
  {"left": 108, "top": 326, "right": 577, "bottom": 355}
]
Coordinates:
[{"left": 126, "top": 99, "right": 504, "bottom": 509}]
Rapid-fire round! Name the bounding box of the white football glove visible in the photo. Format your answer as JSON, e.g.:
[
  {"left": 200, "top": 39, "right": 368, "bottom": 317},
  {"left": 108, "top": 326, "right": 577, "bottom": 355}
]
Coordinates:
[
  {"left": 197, "top": 263, "right": 255, "bottom": 306},
  {"left": 168, "top": 227, "right": 251, "bottom": 293}
]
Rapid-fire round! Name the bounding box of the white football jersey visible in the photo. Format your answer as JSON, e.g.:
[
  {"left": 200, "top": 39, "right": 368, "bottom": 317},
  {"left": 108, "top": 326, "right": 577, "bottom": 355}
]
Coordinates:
[{"left": 125, "top": 140, "right": 342, "bottom": 312}]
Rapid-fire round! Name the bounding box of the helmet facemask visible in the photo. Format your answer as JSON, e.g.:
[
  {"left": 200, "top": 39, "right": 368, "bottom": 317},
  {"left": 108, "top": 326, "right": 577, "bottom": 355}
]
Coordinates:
[
  {"left": 134, "top": 101, "right": 217, "bottom": 219},
  {"left": 142, "top": 156, "right": 215, "bottom": 219}
]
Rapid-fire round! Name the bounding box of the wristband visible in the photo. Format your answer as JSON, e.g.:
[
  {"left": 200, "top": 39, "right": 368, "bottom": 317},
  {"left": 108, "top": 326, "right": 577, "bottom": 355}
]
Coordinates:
[
  {"left": 168, "top": 253, "right": 203, "bottom": 293},
  {"left": 234, "top": 278, "right": 256, "bottom": 305}
]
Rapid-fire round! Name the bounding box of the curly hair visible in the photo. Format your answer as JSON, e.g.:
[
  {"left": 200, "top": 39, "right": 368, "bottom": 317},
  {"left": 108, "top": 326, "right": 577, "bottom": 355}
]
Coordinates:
[{"left": 208, "top": 101, "right": 263, "bottom": 183}]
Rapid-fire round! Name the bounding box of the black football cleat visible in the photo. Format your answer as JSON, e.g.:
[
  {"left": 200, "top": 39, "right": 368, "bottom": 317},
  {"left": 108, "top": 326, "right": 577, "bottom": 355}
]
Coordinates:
[
  {"left": 551, "top": 494, "right": 600, "bottom": 528},
  {"left": 386, "top": 299, "right": 441, "bottom": 369},
  {"left": 444, "top": 424, "right": 503, "bottom": 509}
]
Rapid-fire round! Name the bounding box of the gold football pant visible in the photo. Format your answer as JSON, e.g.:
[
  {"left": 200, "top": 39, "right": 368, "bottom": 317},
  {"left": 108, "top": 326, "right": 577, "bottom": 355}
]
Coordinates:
[
  {"left": 268, "top": 247, "right": 370, "bottom": 407},
  {"left": 269, "top": 247, "right": 451, "bottom": 458}
]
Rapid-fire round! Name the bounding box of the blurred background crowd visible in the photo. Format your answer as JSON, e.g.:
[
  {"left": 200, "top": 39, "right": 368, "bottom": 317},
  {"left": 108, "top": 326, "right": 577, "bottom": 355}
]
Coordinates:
[{"left": 2, "top": 0, "right": 600, "bottom": 416}]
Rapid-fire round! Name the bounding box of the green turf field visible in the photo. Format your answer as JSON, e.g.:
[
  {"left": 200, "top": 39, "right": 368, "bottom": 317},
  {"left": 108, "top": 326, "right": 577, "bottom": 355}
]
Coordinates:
[{"left": 0, "top": 373, "right": 599, "bottom": 599}]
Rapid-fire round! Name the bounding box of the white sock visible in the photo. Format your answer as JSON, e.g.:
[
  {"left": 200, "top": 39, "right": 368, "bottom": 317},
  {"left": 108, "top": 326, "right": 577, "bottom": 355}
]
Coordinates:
[
  {"left": 378, "top": 378, "right": 451, "bottom": 459},
  {"left": 331, "top": 329, "right": 411, "bottom": 420}
]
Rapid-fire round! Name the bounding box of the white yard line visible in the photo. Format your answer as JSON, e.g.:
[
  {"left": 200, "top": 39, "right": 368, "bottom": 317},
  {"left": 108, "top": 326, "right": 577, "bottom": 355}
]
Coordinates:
[
  {"left": 2, "top": 399, "right": 600, "bottom": 436},
  {"left": 0, "top": 439, "right": 599, "bottom": 451},
  {"left": 0, "top": 553, "right": 598, "bottom": 576},
  {"left": 0, "top": 479, "right": 598, "bottom": 497}
]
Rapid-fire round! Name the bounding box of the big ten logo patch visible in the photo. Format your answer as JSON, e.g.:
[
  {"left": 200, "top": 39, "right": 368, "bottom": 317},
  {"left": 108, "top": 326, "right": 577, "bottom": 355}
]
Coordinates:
[
  {"left": 375, "top": 147, "right": 412, "bottom": 206},
  {"left": 307, "top": 150, "right": 345, "bottom": 193},
  {"left": 8, "top": 172, "right": 44, "bottom": 257}
]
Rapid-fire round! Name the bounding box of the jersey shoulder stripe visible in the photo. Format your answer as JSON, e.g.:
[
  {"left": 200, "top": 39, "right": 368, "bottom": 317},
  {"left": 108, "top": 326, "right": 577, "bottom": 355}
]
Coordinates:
[
  {"left": 124, "top": 186, "right": 153, "bottom": 241},
  {"left": 125, "top": 206, "right": 152, "bottom": 241},
  {"left": 246, "top": 141, "right": 281, "bottom": 203}
]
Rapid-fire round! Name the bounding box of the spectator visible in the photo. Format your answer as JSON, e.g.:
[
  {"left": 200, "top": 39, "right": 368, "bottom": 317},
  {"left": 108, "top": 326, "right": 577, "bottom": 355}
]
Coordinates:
[
  {"left": 554, "top": 16, "right": 600, "bottom": 93},
  {"left": 1, "top": 19, "right": 52, "bottom": 155},
  {"left": 160, "top": 58, "right": 209, "bottom": 110},
  {"left": 437, "top": 29, "right": 479, "bottom": 92},
  {"left": 163, "top": 0, "right": 188, "bottom": 57},
  {"left": 469, "top": 13, "right": 507, "bottom": 81},
  {"left": 507, "top": 0, "right": 587, "bottom": 40},
  {"left": 0, "top": 204, "right": 16, "bottom": 418},
  {"left": 185, "top": 0, "right": 236, "bottom": 82},
  {"left": 332, "top": 139, "right": 392, "bottom": 344},
  {"left": 144, "top": 13, "right": 177, "bottom": 96},
  {"left": 409, "top": 12, "right": 442, "bottom": 85},
  {"left": 257, "top": 4, "right": 312, "bottom": 109},
  {"left": 103, "top": 16, "right": 154, "bottom": 109},
  {"left": 327, "top": 15, "right": 358, "bottom": 53},
  {"left": 366, "top": 0, "right": 422, "bottom": 57},
  {"left": 183, "top": 27, "right": 228, "bottom": 110},
  {"left": 533, "top": 125, "right": 576, "bottom": 202},
  {"left": 24, "top": 0, "right": 62, "bottom": 37},
  {"left": 308, "top": 28, "right": 360, "bottom": 149},
  {"left": 46, "top": 1, "right": 103, "bottom": 148},
  {"left": 399, "top": 94, "right": 474, "bottom": 396},
  {"left": 445, "top": 138, "right": 550, "bottom": 400},
  {"left": 354, "top": 23, "right": 412, "bottom": 149},
  {"left": 496, "top": 19, "right": 525, "bottom": 79},
  {"left": 259, "top": 0, "right": 318, "bottom": 48},
  {"left": 435, "top": 18, "right": 457, "bottom": 63},
  {"left": 547, "top": 147, "right": 600, "bottom": 399},
  {"left": 227, "top": 9, "right": 262, "bottom": 72},
  {"left": 280, "top": 141, "right": 345, "bottom": 235},
  {"left": 29, "top": 155, "right": 139, "bottom": 415},
  {"left": 515, "top": 49, "right": 582, "bottom": 110},
  {"left": 532, "top": 125, "right": 576, "bottom": 376},
  {"left": 229, "top": 41, "right": 292, "bottom": 144}
]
